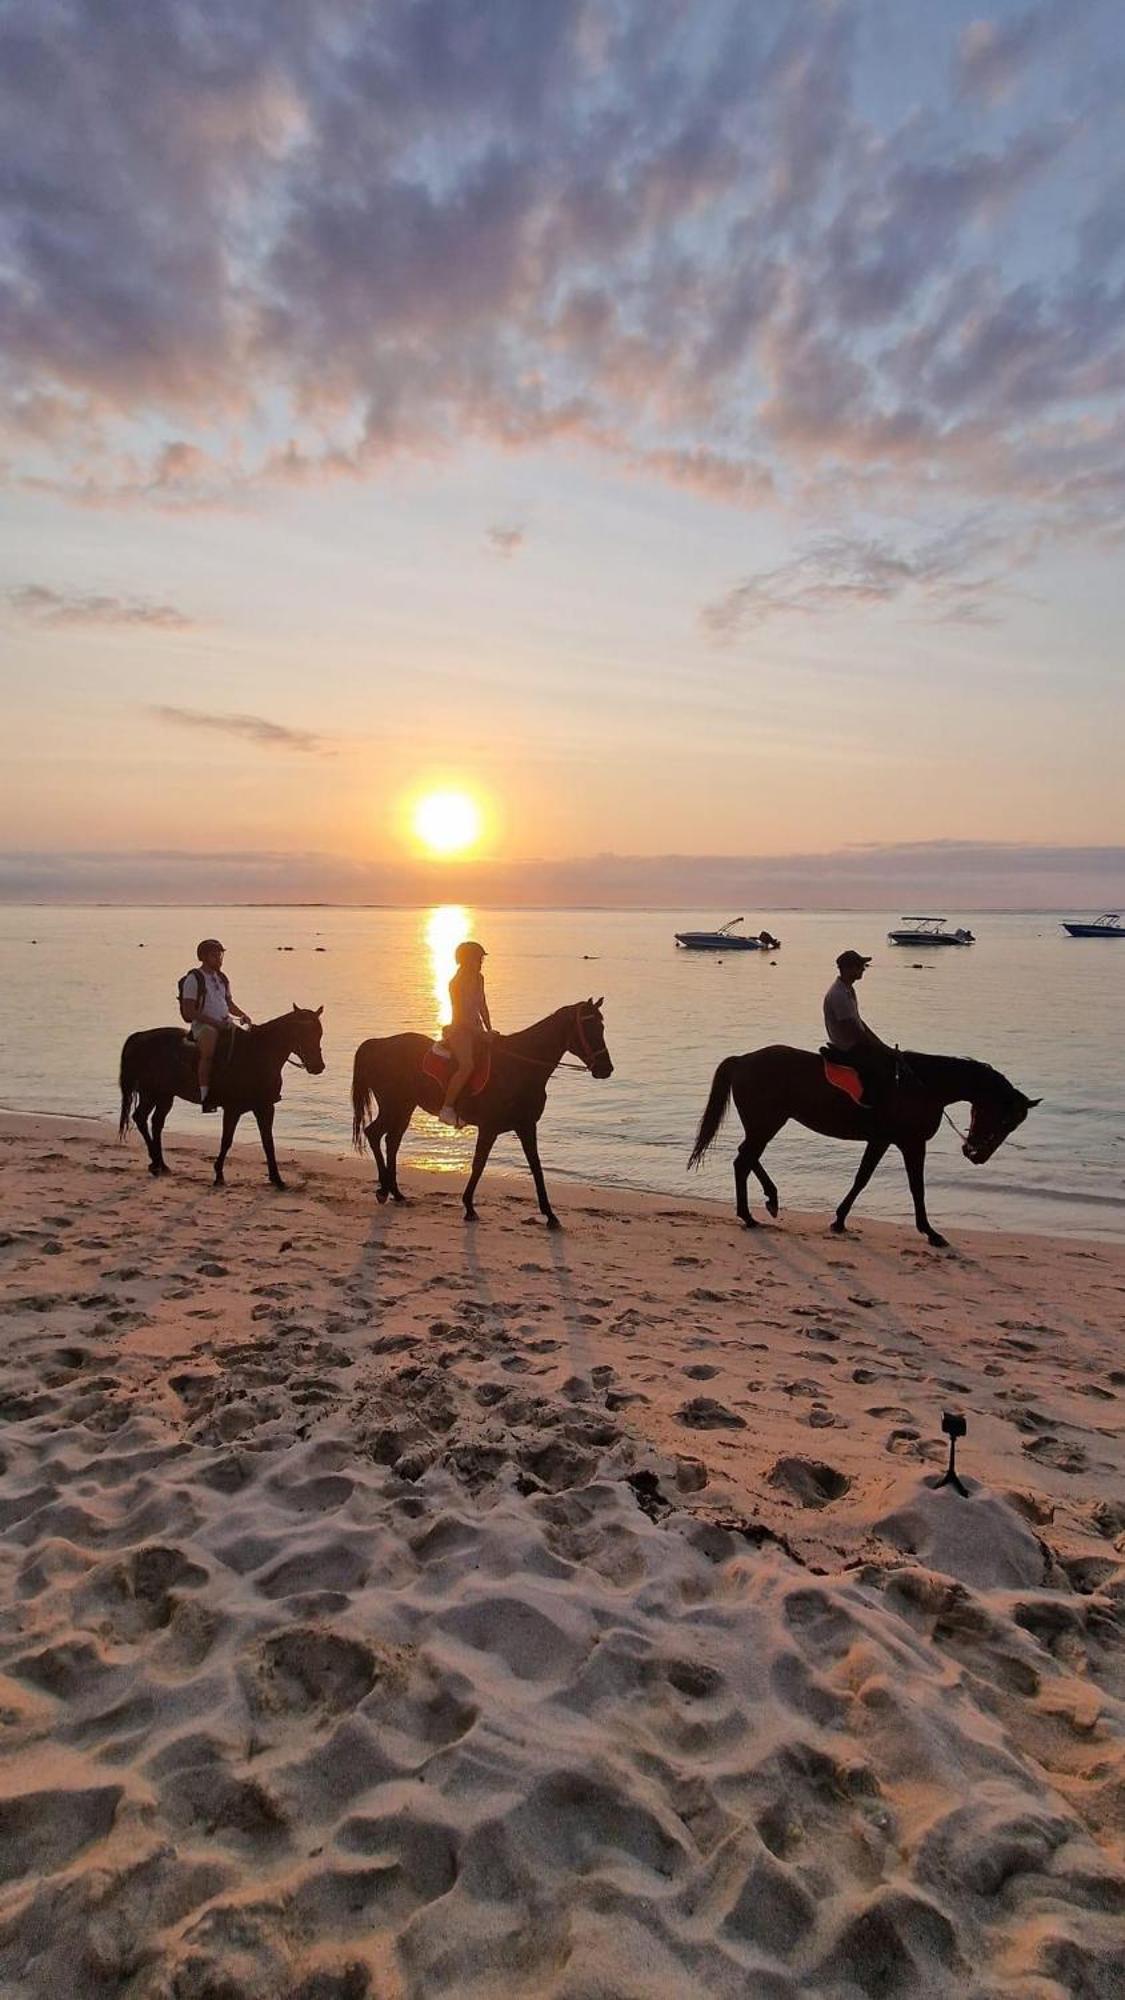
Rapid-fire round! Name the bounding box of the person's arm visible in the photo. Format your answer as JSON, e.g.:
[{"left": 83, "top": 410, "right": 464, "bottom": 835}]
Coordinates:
[
  {"left": 228, "top": 992, "right": 253, "bottom": 1025},
  {"left": 859, "top": 1018, "right": 892, "bottom": 1056},
  {"left": 479, "top": 984, "right": 493, "bottom": 1033}
]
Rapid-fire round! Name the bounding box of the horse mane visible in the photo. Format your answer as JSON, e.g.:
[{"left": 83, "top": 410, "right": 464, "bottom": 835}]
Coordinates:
[
  {"left": 250, "top": 1007, "right": 318, "bottom": 1035},
  {"left": 500, "top": 1003, "right": 582, "bottom": 1048},
  {"left": 901, "top": 1051, "right": 1017, "bottom": 1102}
]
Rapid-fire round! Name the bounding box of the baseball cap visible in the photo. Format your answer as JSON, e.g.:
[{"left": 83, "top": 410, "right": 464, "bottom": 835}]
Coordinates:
[{"left": 837, "top": 949, "right": 872, "bottom": 972}]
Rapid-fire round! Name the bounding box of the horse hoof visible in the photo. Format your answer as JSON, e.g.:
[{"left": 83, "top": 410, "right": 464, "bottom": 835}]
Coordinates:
[
  {"left": 830, "top": 1218, "right": 847, "bottom": 1235},
  {"left": 271, "top": 1178, "right": 287, "bottom": 1192},
  {"left": 739, "top": 1215, "right": 758, "bottom": 1230},
  {"left": 463, "top": 1207, "right": 477, "bottom": 1224},
  {"left": 766, "top": 1195, "right": 779, "bottom": 1217},
  {"left": 375, "top": 1187, "right": 389, "bottom": 1205},
  {"left": 545, "top": 1213, "right": 561, "bottom": 1231},
  {"left": 391, "top": 1191, "right": 407, "bottom": 1205},
  {"left": 927, "top": 1232, "right": 949, "bottom": 1250}
]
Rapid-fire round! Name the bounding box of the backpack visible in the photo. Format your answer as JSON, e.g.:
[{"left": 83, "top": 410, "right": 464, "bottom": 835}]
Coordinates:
[{"left": 178, "top": 966, "right": 230, "bottom": 1025}]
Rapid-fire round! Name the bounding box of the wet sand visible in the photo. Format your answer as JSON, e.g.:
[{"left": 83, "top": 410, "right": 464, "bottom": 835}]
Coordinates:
[{"left": 1, "top": 1111, "right": 1123, "bottom": 1998}]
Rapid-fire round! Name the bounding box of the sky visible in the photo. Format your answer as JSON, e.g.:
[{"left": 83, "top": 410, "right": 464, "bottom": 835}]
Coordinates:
[{"left": 1, "top": 0, "right": 1123, "bottom": 906}]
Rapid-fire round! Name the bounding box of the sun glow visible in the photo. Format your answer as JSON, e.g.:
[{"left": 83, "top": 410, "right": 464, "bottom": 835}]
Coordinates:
[
  {"left": 425, "top": 904, "right": 471, "bottom": 1021},
  {"left": 412, "top": 788, "right": 482, "bottom": 857}
]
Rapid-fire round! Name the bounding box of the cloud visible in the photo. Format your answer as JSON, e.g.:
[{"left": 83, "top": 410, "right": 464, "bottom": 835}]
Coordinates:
[
  {"left": 485, "top": 523, "right": 525, "bottom": 557},
  {"left": 956, "top": 4, "right": 1076, "bottom": 103},
  {"left": 1, "top": 840, "right": 1121, "bottom": 911},
  {"left": 11, "top": 584, "right": 195, "bottom": 630},
  {"left": 702, "top": 523, "right": 1018, "bottom": 638},
  {"left": 0, "top": 0, "right": 1121, "bottom": 545},
  {"left": 149, "top": 705, "right": 326, "bottom": 754}
]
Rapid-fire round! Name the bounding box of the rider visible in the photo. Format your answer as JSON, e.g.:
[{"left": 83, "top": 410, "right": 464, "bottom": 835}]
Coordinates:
[
  {"left": 823, "top": 949, "right": 896, "bottom": 1109},
  {"left": 178, "top": 939, "right": 252, "bottom": 1112},
  {"left": 439, "top": 940, "right": 492, "bottom": 1127}
]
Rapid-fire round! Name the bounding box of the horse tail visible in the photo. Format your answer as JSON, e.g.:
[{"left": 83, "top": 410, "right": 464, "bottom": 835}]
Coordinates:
[
  {"left": 118, "top": 1034, "right": 140, "bottom": 1138},
  {"left": 688, "top": 1055, "right": 740, "bottom": 1168},
  {"left": 351, "top": 1045, "right": 374, "bottom": 1149}
]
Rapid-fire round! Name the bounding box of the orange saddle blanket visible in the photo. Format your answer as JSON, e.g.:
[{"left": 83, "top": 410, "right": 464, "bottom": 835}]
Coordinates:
[
  {"left": 421, "top": 1040, "right": 492, "bottom": 1097},
  {"left": 823, "top": 1056, "right": 864, "bottom": 1104}
]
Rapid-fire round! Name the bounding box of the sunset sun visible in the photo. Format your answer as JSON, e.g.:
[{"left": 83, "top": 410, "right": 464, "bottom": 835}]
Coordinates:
[{"left": 412, "top": 789, "right": 483, "bottom": 857}]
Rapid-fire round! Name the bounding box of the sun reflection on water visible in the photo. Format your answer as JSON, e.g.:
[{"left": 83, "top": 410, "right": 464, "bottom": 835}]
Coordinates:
[{"left": 424, "top": 903, "right": 472, "bottom": 1025}]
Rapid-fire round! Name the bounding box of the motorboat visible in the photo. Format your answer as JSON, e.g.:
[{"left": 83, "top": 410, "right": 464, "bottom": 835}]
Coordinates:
[
  {"left": 674, "top": 917, "right": 781, "bottom": 952},
  {"left": 1062, "top": 913, "right": 1123, "bottom": 938},
  {"left": 887, "top": 916, "right": 975, "bottom": 947}
]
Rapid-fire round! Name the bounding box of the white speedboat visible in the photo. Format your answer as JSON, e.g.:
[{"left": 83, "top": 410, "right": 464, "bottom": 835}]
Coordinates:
[
  {"left": 674, "top": 917, "right": 780, "bottom": 952},
  {"left": 887, "top": 916, "right": 975, "bottom": 947},
  {"left": 1062, "top": 913, "right": 1123, "bottom": 938}
]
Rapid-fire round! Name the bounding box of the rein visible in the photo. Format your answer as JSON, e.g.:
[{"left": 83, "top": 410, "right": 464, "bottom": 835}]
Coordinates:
[
  {"left": 895, "top": 1049, "right": 986, "bottom": 1147},
  {"left": 496, "top": 1007, "right": 601, "bottom": 1074}
]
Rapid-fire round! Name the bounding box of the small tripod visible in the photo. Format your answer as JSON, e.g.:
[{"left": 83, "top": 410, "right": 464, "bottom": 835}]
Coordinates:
[{"left": 935, "top": 1411, "right": 968, "bottom": 1497}]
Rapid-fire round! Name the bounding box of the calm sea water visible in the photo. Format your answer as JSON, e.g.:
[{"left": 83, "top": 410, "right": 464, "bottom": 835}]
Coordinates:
[{"left": 1, "top": 904, "right": 1122, "bottom": 1241}]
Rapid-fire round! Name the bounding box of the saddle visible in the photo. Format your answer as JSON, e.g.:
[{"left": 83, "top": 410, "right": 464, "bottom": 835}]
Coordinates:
[
  {"left": 421, "top": 1039, "right": 492, "bottom": 1097},
  {"left": 821, "top": 1048, "right": 867, "bottom": 1106}
]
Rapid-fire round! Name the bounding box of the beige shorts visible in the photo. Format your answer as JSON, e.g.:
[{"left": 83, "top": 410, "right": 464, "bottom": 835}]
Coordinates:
[{"left": 190, "top": 1020, "right": 222, "bottom": 1043}]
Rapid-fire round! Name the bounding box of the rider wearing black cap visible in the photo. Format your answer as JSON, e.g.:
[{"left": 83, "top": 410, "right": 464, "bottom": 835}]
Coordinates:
[
  {"left": 823, "top": 949, "right": 894, "bottom": 1108},
  {"left": 440, "top": 940, "right": 492, "bottom": 1127}
]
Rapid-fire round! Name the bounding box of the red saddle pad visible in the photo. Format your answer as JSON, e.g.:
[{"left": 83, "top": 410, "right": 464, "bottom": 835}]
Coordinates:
[
  {"left": 421, "top": 1042, "right": 491, "bottom": 1096},
  {"left": 823, "top": 1057, "right": 864, "bottom": 1104}
]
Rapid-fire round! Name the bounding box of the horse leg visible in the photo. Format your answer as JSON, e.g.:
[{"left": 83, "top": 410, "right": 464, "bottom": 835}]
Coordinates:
[
  {"left": 254, "top": 1104, "right": 286, "bottom": 1190},
  {"left": 733, "top": 1117, "right": 785, "bottom": 1228},
  {"left": 462, "top": 1126, "right": 498, "bottom": 1222},
  {"left": 752, "top": 1158, "right": 780, "bottom": 1218},
  {"left": 214, "top": 1106, "right": 241, "bottom": 1186},
  {"left": 149, "top": 1096, "right": 173, "bottom": 1176},
  {"left": 383, "top": 1111, "right": 412, "bottom": 1203},
  {"left": 901, "top": 1139, "right": 948, "bottom": 1249},
  {"left": 734, "top": 1139, "right": 759, "bottom": 1228},
  {"left": 363, "top": 1112, "right": 390, "bottom": 1202},
  {"left": 132, "top": 1094, "right": 158, "bottom": 1173},
  {"left": 831, "top": 1136, "right": 889, "bottom": 1233},
  {"left": 515, "top": 1119, "right": 559, "bottom": 1229}
]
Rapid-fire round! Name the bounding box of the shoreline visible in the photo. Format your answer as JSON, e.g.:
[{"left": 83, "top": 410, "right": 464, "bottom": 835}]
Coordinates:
[
  {"left": 3, "top": 1103, "right": 1123, "bottom": 1246},
  {"left": 2, "top": 1111, "right": 1123, "bottom": 1996}
]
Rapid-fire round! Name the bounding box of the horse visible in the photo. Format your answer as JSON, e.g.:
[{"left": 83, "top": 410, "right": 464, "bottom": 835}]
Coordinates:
[
  {"left": 688, "top": 1045, "right": 1038, "bottom": 1247},
  {"left": 119, "top": 1005, "right": 326, "bottom": 1188},
  {"left": 351, "top": 1000, "right": 613, "bottom": 1227}
]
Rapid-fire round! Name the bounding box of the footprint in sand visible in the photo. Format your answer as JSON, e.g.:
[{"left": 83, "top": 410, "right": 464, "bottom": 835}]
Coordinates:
[
  {"left": 1022, "top": 1436, "right": 1089, "bottom": 1474},
  {"left": 675, "top": 1396, "right": 747, "bottom": 1431},
  {"left": 767, "top": 1457, "right": 851, "bottom": 1507}
]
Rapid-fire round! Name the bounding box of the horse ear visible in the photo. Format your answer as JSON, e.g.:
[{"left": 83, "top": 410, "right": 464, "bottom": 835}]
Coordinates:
[
  {"left": 316, "top": 1005, "right": 323, "bottom": 1018},
  {"left": 292, "top": 1001, "right": 298, "bottom": 1011},
  {"left": 1025, "top": 1096, "right": 1041, "bottom": 1108},
  {"left": 595, "top": 995, "right": 603, "bottom": 1008}
]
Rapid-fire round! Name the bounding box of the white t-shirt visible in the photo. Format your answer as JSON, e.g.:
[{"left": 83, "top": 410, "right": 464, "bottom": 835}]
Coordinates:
[
  {"left": 823, "top": 977, "right": 864, "bottom": 1050},
  {"left": 183, "top": 968, "right": 232, "bottom": 1026}
]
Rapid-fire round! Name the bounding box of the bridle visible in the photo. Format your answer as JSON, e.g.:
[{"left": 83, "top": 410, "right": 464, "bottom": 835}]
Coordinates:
[
  {"left": 895, "top": 1048, "right": 1009, "bottom": 1153},
  {"left": 571, "top": 1004, "right": 605, "bottom": 1070}
]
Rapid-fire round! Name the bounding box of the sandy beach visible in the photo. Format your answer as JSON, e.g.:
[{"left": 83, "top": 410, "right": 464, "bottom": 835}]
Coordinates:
[{"left": 1, "top": 1108, "right": 1122, "bottom": 1999}]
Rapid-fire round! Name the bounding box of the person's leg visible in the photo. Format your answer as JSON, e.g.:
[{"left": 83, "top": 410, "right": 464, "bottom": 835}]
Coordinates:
[
  {"left": 194, "top": 1024, "right": 218, "bottom": 1107},
  {"left": 440, "top": 1027, "right": 474, "bottom": 1122}
]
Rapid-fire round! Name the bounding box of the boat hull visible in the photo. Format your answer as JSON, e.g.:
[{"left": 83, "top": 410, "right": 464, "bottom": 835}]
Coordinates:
[
  {"left": 675, "top": 934, "right": 763, "bottom": 951},
  {"left": 887, "top": 933, "right": 973, "bottom": 947},
  {"left": 1062, "top": 924, "right": 1124, "bottom": 938}
]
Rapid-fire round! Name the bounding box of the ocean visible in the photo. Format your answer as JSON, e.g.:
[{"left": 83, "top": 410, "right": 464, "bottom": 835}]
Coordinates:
[{"left": 1, "top": 903, "right": 1121, "bottom": 1241}]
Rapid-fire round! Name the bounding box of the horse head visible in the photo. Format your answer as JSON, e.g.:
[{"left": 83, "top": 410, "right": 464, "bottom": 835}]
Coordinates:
[
  {"left": 569, "top": 998, "right": 613, "bottom": 1079},
  {"left": 963, "top": 1079, "right": 1040, "bottom": 1164},
  {"left": 289, "top": 1003, "right": 327, "bottom": 1075}
]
